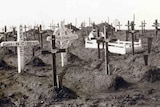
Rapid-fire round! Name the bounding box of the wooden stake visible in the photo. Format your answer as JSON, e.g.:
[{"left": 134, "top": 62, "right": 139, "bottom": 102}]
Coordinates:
[
  {"left": 39, "top": 25, "right": 43, "bottom": 50},
  {"left": 125, "top": 20, "right": 130, "bottom": 41},
  {"left": 131, "top": 21, "right": 135, "bottom": 55},
  {"left": 152, "top": 19, "right": 159, "bottom": 39},
  {"left": 97, "top": 28, "right": 101, "bottom": 59},
  {"left": 51, "top": 34, "right": 58, "bottom": 88},
  {"left": 148, "top": 37, "right": 152, "bottom": 54},
  {"left": 104, "top": 26, "right": 109, "bottom": 74}
]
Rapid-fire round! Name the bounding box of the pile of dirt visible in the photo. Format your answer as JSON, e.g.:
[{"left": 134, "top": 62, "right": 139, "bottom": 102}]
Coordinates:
[
  {"left": 0, "top": 48, "right": 14, "bottom": 56},
  {"left": 26, "top": 56, "right": 46, "bottom": 67},
  {"left": 108, "top": 75, "right": 129, "bottom": 92},
  {"left": 141, "top": 67, "right": 160, "bottom": 83},
  {"left": 0, "top": 59, "right": 13, "bottom": 70},
  {"left": 52, "top": 86, "right": 77, "bottom": 101}
]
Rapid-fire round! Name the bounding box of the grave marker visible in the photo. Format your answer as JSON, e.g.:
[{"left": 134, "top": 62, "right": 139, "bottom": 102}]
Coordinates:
[
  {"left": 46, "top": 25, "right": 78, "bottom": 88},
  {"left": 152, "top": 19, "right": 159, "bottom": 39},
  {"left": 0, "top": 25, "right": 39, "bottom": 73},
  {"left": 125, "top": 20, "right": 130, "bottom": 41},
  {"left": 47, "top": 21, "right": 78, "bottom": 67},
  {"left": 139, "top": 20, "right": 147, "bottom": 37},
  {"left": 39, "top": 25, "right": 43, "bottom": 50},
  {"left": 148, "top": 37, "right": 152, "bottom": 54},
  {"left": 104, "top": 26, "right": 110, "bottom": 75},
  {"left": 129, "top": 21, "right": 136, "bottom": 55},
  {"left": 116, "top": 21, "right": 122, "bottom": 36}
]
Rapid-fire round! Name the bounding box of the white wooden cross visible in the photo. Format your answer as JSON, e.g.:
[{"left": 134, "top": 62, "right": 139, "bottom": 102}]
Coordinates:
[
  {"left": 47, "top": 21, "right": 78, "bottom": 67},
  {"left": 0, "top": 25, "right": 39, "bottom": 73}
]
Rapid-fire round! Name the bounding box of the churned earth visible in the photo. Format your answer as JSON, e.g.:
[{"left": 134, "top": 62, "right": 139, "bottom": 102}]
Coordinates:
[{"left": 0, "top": 24, "right": 160, "bottom": 107}]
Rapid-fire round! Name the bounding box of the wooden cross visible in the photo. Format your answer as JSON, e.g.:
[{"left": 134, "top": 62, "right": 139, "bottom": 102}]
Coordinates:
[
  {"left": 46, "top": 27, "right": 78, "bottom": 88},
  {"left": 117, "top": 21, "right": 122, "bottom": 36},
  {"left": 117, "top": 21, "right": 122, "bottom": 30},
  {"left": 0, "top": 25, "right": 39, "bottom": 73},
  {"left": 104, "top": 26, "right": 110, "bottom": 75},
  {"left": 129, "top": 21, "right": 136, "bottom": 55},
  {"left": 47, "top": 35, "right": 66, "bottom": 88},
  {"left": 39, "top": 25, "right": 43, "bottom": 50},
  {"left": 125, "top": 20, "right": 130, "bottom": 41},
  {"left": 152, "top": 19, "right": 160, "bottom": 39},
  {"left": 139, "top": 20, "right": 147, "bottom": 37}
]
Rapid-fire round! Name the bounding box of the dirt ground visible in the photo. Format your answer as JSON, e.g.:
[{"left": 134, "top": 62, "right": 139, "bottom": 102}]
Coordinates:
[{"left": 1, "top": 26, "right": 160, "bottom": 107}]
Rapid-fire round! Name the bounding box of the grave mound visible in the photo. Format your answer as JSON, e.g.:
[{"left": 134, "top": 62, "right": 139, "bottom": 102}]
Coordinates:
[
  {"left": 2, "top": 48, "right": 14, "bottom": 55},
  {"left": 27, "top": 56, "right": 46, "bottom": 67},
  {"left": 52, "top": 86, "right": 77, "bottom": 101},
  {"left": 108, "top": 75, "right": 129, "bottom": 92},
  {"left": 141, "top": 67, "right": 160, "bottom": 83},
  {"left": 0, "top": 59, "right": 12, "bottom": 70}
]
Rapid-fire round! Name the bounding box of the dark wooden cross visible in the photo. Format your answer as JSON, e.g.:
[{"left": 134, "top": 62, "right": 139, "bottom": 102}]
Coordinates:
[
  {"left": 104, "top": 26, "right": 110, "bottom": 75},
  {"left": 152, "top": 19, "right": 159, "bottom": 39},
  {"left": 49, "top": 35, "right": 66, "bottom": 88},
  {"left": 125, "top": 20, "right": 131, "bottom": 41},
  {"left": 39, "top": 25, "right": 43, "bottom": 50},
  {"left": 129, "top": 21, "right": 136, "bottom": 55},
  {"left": 4, "top": 26, "right": 7, "bottom": 41}
]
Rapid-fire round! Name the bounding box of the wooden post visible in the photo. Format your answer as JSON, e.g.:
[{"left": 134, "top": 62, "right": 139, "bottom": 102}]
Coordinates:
[
  {"left": 130, "top": 21, "right": 135, "bottom": 55},
  {"left": 152, "top": 19, "right": 159, "bottom": 39},
  {"left": 39, "top": 25, "right": 43, "bottom": 50},
  {"left": 104, "top": 26, "right": 109, "bottom": 74},
  {"left": 125, "top": 21, "right": 130, "bottom": 41},
  {"left": 139, "top": 20, "right": 146, "bottom": 37},
  {"left": 24, "top": 25, "right": 27, "bottom": 40},
  {"left": 116, "top": 21, "right": 122, "bottom": 35},
  {"left": 4, "top": 26, "right": 7, "bottom": 41},
  {"left": 148, "top": 37, "right": 152, "bottom": 54},
  {"left": 97, "top": 28, "right": 101, "bottom": 59},
  {"left": 51, "top": 35, "right": 58, "bottom": 88}
]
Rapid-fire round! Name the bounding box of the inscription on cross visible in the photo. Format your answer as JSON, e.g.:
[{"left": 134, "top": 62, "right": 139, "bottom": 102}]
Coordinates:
[{"left": 0, "top": 25, "right": 39, "bottom": 73}]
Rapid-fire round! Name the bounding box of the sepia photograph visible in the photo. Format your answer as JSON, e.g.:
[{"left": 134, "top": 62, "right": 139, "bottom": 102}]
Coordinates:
[{"left": 0, "top": 0, "right": 160, "bottom": 106}]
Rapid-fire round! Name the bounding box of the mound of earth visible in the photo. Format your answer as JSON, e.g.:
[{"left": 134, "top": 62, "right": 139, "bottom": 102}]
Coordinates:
[
  {"left": 52, "top": 86, "right": 77, "bottom": 101},
  {"left": 0, "top": 59, "right": 13, "bottom": 70},
  {"left": 108, "top": 75, "right": 129, "bottom": 92},
  {"left": 141, "top": 67, "right": 160, "bottom": 83},
  {"left": 26, "top": 56, "right": 46, "bottom": 67},
  {"left": 63, "top": 64, "right": 129, "bottom": 93}
]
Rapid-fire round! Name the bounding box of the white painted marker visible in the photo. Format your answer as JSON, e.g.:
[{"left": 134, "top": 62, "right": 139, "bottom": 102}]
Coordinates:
[{"left": 1, "top": 25, "right": 39, "bottom": 73}]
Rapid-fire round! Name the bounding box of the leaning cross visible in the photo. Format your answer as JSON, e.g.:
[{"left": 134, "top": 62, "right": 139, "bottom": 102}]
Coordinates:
[{"left": 0, "top": 25, "right": 39, "bottom": 73}]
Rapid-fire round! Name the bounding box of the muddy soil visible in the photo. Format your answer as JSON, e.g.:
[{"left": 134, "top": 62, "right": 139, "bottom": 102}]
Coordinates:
[{"left": 1, "top": 27, "right": 160, "bottom": 107}]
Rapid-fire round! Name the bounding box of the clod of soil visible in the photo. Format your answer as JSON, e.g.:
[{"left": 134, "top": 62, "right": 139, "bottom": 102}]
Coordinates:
[
  {"left": 0, "top": 59, "right": 12, "bottom": 70},
  {"left": 141, "top": 67, "right": 160, "bottom": 83},
  {"left": 108, "top": 75, "right": 129, "bottom": 92},
  {"left": 52, "top": 86, "right": 77, "bottom": 101},
  {"left": 26, "top": 56, "right": 46, "bottom": 66}
]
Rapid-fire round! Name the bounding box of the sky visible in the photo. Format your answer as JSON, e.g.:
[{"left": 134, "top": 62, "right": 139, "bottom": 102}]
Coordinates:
[{"left": 0, "top": 0, "right": 160, "bottom": 30}]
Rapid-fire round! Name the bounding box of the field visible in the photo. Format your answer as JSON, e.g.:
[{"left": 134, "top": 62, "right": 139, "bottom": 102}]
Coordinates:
[{"left": 0, "top": 24, "right": 160, "bottom": 107}]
